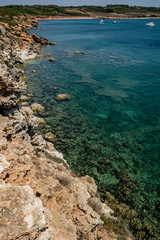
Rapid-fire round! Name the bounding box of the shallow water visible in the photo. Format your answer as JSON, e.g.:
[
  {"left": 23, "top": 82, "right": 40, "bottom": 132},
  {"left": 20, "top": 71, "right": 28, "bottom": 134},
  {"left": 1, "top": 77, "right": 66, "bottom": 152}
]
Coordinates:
[{"left": 24, "top": 19, "right": 160, "bottom": 231}]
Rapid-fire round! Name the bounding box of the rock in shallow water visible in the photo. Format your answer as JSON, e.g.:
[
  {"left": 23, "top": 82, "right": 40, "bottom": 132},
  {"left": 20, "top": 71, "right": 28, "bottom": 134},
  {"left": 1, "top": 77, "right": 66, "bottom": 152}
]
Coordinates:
[
  {"left": 45, "top": 132, "right": 56, "bottom": 142},
  {"left": 49, "top": 58, "right": 56, "bottom": 62},
  {"left": 31, "top": 102, "right": 45, "bottom": 112},
  {"left": 55, "top": 94, "right": 70, "bottom": 101},
  {"left": 37, "top": 117, "right": 46, "bottom": 125}
]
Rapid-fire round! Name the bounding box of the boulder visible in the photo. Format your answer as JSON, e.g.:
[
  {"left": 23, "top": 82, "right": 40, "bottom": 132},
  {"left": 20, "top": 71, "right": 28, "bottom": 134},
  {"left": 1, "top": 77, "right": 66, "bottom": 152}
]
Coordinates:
[
  {"left": 55, "top": 94, "right": 70, "bottom": 101},
  {"left": 75, "top": 51, "right": 80, "bottom": 54}
]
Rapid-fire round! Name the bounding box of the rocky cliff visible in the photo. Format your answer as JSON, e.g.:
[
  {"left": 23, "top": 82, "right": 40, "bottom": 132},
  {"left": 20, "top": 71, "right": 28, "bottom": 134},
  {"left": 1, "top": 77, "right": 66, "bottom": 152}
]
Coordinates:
[{"left": 0, "top": 15, "right": 132, "bottom": 240}]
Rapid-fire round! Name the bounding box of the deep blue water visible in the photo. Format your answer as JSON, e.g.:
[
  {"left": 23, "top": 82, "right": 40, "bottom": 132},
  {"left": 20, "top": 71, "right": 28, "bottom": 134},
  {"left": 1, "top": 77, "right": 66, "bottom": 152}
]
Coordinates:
[{"left": 24, "top": 19, "right": 160, "bottom": 235}]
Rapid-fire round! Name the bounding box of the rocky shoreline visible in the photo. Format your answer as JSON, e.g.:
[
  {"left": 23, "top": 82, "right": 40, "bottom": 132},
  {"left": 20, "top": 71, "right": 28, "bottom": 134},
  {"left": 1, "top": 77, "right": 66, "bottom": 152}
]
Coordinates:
[{"left": 0, "top": 15, "right": 133, "bottom": 240}]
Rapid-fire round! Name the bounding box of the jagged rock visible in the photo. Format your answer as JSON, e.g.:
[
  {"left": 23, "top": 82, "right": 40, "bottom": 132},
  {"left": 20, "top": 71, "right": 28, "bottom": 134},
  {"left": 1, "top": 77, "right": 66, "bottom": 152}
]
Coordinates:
[
  {"left": 9, "top": 109, "right": 27, "bottom": 135},
  {"left": 31, "top": 134, "right": 47, "bottom": 150},
  {"left": 32, "top": 33, "right": 49, "bottom": 45},
  {"left": 20, "top": 107, "right": 37, "bottom": 129},
  {"left": 55, "top": 94, "right": 70, "bottom": 101},
  {"left": 31, "top": 20, "right": 39, "bottom": 28},
  {"left": 0, "top": 76, "right": 21, "bottom": 96},
  {"left": 0, "top": 96, "right": 17, "bottom": 109}
]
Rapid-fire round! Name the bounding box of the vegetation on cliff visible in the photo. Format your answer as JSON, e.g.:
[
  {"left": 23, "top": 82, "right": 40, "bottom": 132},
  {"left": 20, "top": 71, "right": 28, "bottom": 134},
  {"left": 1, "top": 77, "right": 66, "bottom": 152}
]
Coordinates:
[{"left": 0, "top": 4, "right": 160, "bottom": 21}]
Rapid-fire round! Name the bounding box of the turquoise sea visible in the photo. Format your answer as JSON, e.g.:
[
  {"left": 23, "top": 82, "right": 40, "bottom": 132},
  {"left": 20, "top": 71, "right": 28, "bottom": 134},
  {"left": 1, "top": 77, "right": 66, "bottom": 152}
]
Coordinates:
[{"left": 24, "top": 19, "right": 160, "bottom": 238}]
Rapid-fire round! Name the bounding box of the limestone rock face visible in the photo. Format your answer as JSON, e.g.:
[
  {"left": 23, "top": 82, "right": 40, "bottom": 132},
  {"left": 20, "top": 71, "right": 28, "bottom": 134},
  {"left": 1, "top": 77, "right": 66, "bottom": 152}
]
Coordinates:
[
  {"left": 20, "top": 107, "right": 38, "bottom": 129},
  {"left": 0, "top": 111, "right": 116, "bottom": 240},
  {"left": 0, "top": 154, "right": 10, "bottom": 175},
  {"left": 0, "top": 184, "right": 54, "bottom": 240}
]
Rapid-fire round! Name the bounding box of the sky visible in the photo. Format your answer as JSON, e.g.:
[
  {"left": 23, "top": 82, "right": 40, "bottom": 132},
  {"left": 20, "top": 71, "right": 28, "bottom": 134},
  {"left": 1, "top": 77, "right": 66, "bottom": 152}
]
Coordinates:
[{"left": 0, "top": 0, "right": 159, "bottom": 7}]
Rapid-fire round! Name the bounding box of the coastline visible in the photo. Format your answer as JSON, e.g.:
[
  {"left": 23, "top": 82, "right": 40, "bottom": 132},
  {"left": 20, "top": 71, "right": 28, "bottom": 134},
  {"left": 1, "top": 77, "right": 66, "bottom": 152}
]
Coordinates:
[
  {"left": 36, "top": 15, "right": 160, "bottom": 21},
  {"left": 26, "top": 16, "right": 160, "bottom": 240},
  {"left": 0, "top": 15, "right": 131, "bottom": 240}
]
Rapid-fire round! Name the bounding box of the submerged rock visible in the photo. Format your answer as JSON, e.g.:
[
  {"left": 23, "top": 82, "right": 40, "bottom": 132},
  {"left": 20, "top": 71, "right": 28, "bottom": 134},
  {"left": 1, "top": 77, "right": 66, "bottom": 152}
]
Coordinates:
[
  {"left": 55, "top": 94, "right": 70, "bottom": 101},
  {"left": 20, "top": 95, "right": 30, "bottom": 101},
  {"left": 45, "top": 132, "right": 56, "bottom": 142},
  {"left": 20, "top": 101, "right": 29, "bottom": 106},
  {"left": 31, "top": 102, "right": 45, "bottom": 112},
  {"left": 37, "top": 117, "right": 46, "bottom": 125}
]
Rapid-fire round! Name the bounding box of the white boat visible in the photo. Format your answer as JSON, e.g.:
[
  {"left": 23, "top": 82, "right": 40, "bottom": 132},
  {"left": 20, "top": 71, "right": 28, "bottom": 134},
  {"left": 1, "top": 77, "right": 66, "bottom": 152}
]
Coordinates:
[
  {"left": 100, "top": 20, "right": 104, "bottom": 25},
  {"left": 112, "top": 21, "right": 117, "bottom": 24},
  {"left": 146, "top": 22, "right": 155, "bottom": 27}
]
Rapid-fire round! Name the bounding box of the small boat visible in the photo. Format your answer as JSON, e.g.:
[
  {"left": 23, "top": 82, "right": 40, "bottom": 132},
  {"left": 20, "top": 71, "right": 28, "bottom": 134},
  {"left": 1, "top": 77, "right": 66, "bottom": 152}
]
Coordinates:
[
  {"left": 112, "top": 21, "right": 117, "bottom": 24},
  {"left": 100, "top": 20, "right": 104, "bottom": 25},
  {"left": 146, "top": 22, "right": 155, "bottom": 27}
]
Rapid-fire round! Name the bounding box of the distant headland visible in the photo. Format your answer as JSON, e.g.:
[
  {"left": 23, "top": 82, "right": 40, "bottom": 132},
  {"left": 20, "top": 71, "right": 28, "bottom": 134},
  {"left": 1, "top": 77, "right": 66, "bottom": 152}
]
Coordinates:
[{"left": 0, "top": 4, "right": 160, "bottom": 22}]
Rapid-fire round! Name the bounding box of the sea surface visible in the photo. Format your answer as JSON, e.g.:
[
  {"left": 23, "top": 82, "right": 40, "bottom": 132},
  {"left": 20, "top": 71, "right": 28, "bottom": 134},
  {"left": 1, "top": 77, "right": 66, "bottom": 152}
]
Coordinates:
[{"left": 24, "top": 19, "right": 160, "bottom": 235}]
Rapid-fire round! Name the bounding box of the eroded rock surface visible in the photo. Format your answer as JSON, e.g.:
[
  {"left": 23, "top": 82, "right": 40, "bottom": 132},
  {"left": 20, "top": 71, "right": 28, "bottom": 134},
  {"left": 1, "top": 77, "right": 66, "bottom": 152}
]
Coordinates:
[
  {"left": 0, "top": 184, "right": 54, "bottom": 240},
  {"left": 0, "top": 109, "right": 114, "bottom": 240}
]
